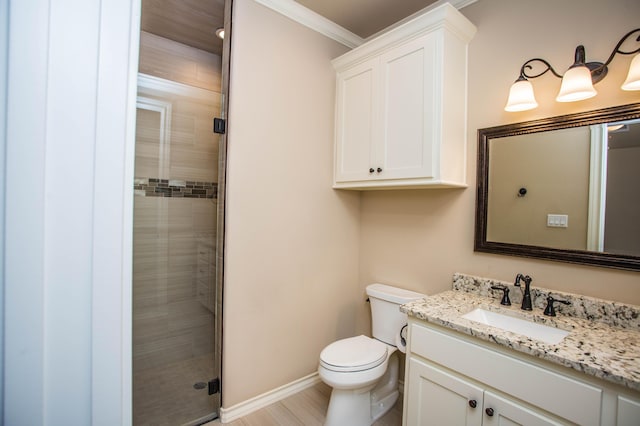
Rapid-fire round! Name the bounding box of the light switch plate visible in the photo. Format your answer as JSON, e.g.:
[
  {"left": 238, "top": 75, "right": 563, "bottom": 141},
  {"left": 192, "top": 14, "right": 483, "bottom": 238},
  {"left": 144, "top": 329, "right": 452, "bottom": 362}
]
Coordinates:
[{"left": 547, "top": 214, "right": 568, "bottom": 228}]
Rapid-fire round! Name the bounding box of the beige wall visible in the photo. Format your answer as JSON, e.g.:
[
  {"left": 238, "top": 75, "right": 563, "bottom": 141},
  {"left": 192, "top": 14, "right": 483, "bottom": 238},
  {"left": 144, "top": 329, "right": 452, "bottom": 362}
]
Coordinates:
[
  {"left": 359, "top": 0, "right": 640, "bottom": 312},
  {"left": 223, "top": 0, "right": 358, "bottom": 407},
  {"left": 487, "top": 127, "right": 590, "bottom": 250}
]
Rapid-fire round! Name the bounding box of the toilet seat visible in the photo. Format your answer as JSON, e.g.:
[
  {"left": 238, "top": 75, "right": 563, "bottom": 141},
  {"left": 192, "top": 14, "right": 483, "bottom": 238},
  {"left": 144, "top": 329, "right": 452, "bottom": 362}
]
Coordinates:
[{"left": 319, "top": 335, "right": 388, "bottom": 373}]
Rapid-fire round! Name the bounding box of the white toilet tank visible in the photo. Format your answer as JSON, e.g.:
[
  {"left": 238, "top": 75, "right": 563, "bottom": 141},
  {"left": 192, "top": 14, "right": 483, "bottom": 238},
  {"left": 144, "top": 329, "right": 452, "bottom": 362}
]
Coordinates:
[{"left": 366, "top": 283, "right": 425, "bottom": 345}]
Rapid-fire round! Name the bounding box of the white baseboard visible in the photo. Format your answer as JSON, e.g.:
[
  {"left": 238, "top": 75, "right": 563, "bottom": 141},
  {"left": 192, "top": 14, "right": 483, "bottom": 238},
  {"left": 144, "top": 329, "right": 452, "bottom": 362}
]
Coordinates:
[{"left": 219, "top": 372, "right": 321, "bottom": 423}]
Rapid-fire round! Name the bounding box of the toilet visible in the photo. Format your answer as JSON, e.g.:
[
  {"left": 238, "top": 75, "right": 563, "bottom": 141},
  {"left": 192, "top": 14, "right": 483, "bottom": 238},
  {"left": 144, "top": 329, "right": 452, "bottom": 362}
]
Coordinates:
[{"left": 318, "top": 283, "right": 425, "bottom": 426}]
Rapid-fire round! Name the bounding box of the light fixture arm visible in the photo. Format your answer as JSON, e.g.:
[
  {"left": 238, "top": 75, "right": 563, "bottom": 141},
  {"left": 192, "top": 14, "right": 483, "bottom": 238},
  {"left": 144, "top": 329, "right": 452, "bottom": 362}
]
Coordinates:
[
  {"left": 591, "top": 28, "right": 640, "bottom": 76},
  {"left": 517, "top": 28, "right": 640, "bottom": 84},
  {"left": 519, "top": 58, "right": 563, "bottom": 80},
  {"left": 505, "top": 28, "right": 640, "bottom": 112}
]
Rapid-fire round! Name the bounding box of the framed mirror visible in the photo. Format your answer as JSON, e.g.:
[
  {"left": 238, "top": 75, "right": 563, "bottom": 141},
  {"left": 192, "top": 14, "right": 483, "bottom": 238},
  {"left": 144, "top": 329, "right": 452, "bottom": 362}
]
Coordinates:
[{"left": 475, "top": 103, "right": 640, "bottom": 271}]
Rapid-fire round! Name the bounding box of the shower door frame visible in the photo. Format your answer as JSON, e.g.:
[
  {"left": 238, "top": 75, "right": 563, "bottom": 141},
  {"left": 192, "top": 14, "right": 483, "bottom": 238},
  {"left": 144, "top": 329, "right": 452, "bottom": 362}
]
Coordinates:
[{"left": 215, "top": 0, "right": 234, "bottom": 411}]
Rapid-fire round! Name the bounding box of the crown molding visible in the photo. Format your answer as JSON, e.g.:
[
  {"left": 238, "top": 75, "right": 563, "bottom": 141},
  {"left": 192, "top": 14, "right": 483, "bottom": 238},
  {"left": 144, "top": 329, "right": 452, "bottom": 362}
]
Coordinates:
[
  {"left": 251, "top": 0, "right": 477, "bottom": 49},
  {"left": 364, "top": 0, "right": 478, "bottom": 41},
  {"left": 251, "top": 0, "right": 364, "bottom": 48},
  {"left": 332, "top": 2, "right": 476, "bottom": 71}
]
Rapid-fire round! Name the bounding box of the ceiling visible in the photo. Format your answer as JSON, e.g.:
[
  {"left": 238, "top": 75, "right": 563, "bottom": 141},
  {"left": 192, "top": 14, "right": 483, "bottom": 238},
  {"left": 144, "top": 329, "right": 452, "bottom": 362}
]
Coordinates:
[
  {"left": 141, "top": 0, "right": 441, "bottom": 57},
  {"left": 141, "top": 0, "right": 226, "bottom": 55}
]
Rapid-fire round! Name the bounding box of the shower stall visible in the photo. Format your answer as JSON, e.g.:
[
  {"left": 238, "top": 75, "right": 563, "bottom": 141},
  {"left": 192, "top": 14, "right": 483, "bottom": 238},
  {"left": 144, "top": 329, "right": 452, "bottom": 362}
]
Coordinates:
[
  {"left": 132, "top": 74, "right": 224, "bottom": 425},
  {"left": 131, "top": 0, "right": 230, "bottom": 422}
]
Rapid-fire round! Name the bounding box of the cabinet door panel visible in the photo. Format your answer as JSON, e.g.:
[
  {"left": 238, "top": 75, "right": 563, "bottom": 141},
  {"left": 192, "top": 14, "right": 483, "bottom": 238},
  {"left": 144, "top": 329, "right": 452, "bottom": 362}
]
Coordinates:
[
  {"left": 335, "top": 60, "right": 378, "bottom": 182},
  {"left": 380, "top": 34, "right": 435, "bottom": 180},
  {"left": 617, "top": 395, "right": 640, "bottom": 426},
  {"left": 405, "top": 358, "right": 483, "bottom": 426},
  {"left": 483, "top": 391, "right": 565, "bottom": 426}
]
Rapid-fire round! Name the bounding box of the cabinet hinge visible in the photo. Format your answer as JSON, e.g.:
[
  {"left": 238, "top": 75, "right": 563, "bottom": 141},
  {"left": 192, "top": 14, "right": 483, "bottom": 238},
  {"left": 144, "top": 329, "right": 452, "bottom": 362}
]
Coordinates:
[
  {"left": 213, "top": 118, "right": 226, "bottom": 134},
  {"left": 208, "top": 377, "right": 220, "bottom": 395}
]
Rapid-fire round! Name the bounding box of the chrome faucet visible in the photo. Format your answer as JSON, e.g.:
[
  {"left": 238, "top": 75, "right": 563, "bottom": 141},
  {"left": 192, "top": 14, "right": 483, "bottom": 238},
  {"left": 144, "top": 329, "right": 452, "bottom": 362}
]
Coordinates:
[{"left": 514, "top": 273, "right": 533, "bottom": 311}]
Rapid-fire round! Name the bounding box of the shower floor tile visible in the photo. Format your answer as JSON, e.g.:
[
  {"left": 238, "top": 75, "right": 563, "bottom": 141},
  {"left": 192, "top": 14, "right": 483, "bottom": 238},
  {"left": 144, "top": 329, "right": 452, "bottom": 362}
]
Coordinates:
[{"left": 134, "top": 354, "right": 217, "bottom": 426}]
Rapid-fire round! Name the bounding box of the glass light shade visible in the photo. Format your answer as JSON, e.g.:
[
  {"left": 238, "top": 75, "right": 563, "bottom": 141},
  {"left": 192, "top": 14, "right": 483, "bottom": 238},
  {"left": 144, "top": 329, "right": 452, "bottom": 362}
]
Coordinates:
[
  {"left": 621, "top": 53, "right": 640, "bottom": 91},
  {"left": 556, "top": 66, "right": 597, "bottom": 102},
  {"left": 504, "top": 79, "right": 538, "bottom": 112}
]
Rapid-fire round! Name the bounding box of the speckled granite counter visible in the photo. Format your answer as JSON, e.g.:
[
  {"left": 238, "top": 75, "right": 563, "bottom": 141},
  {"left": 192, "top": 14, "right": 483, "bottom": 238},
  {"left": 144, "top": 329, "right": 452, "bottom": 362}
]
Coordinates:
[{"left": 400, "top": 273, "right": 640, "bottom": 392}]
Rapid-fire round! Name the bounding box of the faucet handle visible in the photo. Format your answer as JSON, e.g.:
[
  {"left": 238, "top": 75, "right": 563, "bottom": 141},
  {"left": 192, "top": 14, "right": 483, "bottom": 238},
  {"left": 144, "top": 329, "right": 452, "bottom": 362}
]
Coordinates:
[
  {"left": 490, "top": 285, "right": 511, "bottom": 306},
  {"left": 514, "top": 273, "right": 524, "bottom": 286},
  {"left": 514, "top": 274, "right": 532, "bottom": 287},
  {"left": 543, "top": 296, "right": 571, "bottom": 317}
]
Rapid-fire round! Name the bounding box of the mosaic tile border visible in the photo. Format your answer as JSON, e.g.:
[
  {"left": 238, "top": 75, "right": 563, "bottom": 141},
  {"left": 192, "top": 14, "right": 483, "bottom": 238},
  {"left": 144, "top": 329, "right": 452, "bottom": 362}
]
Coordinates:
[{"left": 134, "top": 178, "right": 217, "bottom": 199}]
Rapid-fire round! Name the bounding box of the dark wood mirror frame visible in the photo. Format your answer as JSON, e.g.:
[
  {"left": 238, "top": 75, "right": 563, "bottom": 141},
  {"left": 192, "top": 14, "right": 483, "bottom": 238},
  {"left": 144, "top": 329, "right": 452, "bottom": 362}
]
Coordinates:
[{"left": 475, "top": 102, "right": 640, "bottom": 271}]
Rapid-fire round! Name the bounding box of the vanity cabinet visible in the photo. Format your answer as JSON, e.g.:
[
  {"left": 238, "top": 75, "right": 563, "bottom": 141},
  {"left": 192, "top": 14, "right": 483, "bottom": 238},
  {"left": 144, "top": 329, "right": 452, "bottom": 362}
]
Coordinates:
[
  {"left": 403, "top": 319, "right": 640, "bottom": 425},
  {"left": 332, "top": 3, "right": 476, "bottom": 190},
  {"left": 406, "top": 356, "right": 482, "bottom": 425},
  {"left": 406, "top": 357, "right": 562, "bottom": 425}
]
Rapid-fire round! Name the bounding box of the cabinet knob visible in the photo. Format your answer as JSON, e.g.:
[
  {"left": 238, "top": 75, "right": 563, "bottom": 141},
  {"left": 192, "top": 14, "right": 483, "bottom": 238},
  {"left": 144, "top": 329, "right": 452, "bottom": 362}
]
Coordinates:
[
  {"left": 468, "top": 400, "right": 477, "bottom": 408},
  {"left": 485, "top": 408, "right": 494, "bottom": 417},
  {"left": 369, "top": 168, "right": 375, "bottom": 173},
  {"left": 376, "top": 167, "right": 382, "bottom": 173}
]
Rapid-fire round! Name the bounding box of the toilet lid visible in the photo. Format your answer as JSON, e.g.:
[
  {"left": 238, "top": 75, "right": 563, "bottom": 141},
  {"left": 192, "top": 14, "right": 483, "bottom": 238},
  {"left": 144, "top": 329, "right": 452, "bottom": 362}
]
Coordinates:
[{"left": 319, "top": 335, "right": 388, "bottom": 372}]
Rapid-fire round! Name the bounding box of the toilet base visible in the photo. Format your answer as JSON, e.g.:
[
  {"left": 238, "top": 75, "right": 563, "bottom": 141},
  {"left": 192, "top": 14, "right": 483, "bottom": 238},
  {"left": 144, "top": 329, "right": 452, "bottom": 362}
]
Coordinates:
[
  {"left": 323, "top": 352, "right": 399, "bottom": 426},
  {"left": 371, "top": 389, "right": 399, "bottom": 423},
  {"left": 325, "top": 385, "right": 375, "bottom": 426}
]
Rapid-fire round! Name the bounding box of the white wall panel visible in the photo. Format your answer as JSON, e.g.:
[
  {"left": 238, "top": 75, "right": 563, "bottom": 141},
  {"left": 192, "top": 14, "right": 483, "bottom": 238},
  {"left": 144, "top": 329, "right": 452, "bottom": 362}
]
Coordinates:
[{"left": 4, "top": 0, "right": 140, "bottom": 424}]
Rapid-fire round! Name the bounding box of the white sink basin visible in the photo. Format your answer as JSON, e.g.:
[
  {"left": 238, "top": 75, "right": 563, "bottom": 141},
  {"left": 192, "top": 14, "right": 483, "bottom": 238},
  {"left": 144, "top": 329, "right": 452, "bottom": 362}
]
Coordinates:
[{"left": 461, "top": 308, "right": 569, "bottom": 344}]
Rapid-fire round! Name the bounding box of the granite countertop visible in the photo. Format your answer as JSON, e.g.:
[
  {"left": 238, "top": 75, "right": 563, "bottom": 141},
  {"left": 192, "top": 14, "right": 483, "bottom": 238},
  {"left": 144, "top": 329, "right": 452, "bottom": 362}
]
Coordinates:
[{"left": 400, "top": 273, "right": 640, "bottom": 392}]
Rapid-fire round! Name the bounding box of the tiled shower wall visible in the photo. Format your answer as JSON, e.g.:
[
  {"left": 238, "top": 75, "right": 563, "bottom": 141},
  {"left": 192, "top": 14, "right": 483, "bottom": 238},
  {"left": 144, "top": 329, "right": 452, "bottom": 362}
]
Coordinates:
[
  {"left": 133, "top": 196, "right": 216, "bottom": 369},
  {"left": 133, "top": 81, "right": 221, "bottom": 372}
]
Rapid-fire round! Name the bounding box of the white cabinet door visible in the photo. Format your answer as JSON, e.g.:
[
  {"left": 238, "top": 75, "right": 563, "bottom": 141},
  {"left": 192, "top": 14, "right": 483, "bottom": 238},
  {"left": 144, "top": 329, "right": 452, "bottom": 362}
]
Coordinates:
[
  {"left": 336, "top": 34, "right": 437, "bottom": 184},
  {"left": 404, "top": 356, "right": 566, "bottom": 426},
  {"left": 617, "top": 395, "right": 640, "bottom": 426},
  {"left": 483, "top": 391, "right": 565, "bottom": 426},
  {"left": 379, "top": 34, "right": 436, "bottom": 181},
  {"left": 334, "top": 59, "right": 379, "bottom": 183},
  {"left": 405, "top": 357, "right": 483, "bottom": 426}
]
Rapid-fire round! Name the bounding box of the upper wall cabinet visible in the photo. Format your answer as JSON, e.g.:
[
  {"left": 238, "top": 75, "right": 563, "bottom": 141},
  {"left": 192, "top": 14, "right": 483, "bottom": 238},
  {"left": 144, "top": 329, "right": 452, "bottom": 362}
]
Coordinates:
[{"left": 332, "top": 4, "right": 476, "bottom": 190}]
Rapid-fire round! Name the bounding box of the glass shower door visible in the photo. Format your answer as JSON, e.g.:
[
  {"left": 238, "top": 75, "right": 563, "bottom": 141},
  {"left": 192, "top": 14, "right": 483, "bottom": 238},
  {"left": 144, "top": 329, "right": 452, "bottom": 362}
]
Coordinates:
[{"left": 132, "top": 77, "right": 222, "bottom": 426}]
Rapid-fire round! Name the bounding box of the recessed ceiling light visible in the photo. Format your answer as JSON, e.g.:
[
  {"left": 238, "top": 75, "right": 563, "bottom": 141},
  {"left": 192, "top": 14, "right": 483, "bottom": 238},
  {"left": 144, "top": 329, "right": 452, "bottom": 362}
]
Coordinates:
[{"left": 215, "top": 28, "right": 225, "bottom": 40}]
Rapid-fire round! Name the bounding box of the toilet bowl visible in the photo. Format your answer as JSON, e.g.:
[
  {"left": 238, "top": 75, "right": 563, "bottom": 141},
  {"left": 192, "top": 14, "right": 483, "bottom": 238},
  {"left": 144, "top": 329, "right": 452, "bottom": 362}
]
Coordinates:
[{"left": 318, "top": 284, "right": 425, "bottom": 426}]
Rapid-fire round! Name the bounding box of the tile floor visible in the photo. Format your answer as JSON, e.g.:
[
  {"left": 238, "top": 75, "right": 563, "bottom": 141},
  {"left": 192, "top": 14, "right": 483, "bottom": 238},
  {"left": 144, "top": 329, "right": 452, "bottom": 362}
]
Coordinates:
[
  {"left": 134, "top": 354, "right": 217, "bottom": 426},
  {"left": 209, "top": 381, "right": 402, "bottom": 426}
]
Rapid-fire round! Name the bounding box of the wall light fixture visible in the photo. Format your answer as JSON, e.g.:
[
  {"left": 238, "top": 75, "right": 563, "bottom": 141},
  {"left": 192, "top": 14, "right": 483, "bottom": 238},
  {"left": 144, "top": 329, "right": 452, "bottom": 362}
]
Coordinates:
[{"left": 505, "top": 28, "right": 640, "bottom": 112}]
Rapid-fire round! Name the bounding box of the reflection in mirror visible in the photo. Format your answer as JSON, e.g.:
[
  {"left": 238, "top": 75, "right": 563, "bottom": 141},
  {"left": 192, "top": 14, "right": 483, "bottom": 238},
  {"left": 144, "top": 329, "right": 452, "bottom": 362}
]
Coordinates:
[
  {"left": 604, "top": 120, "right": 640, "bottom": 256},
  {"left": 475, "top": 103, "right": 640, "bottom": 271}
]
